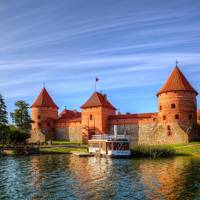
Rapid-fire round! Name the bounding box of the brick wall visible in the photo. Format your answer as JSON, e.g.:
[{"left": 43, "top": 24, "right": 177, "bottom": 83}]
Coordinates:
[
  {"left": 81, "top": 107, "right": 115, "bottom": 143},
  {"left": 32, "top": 107, "right": 58, "bottom": 130},
  {"left": 54, "top": 121, "right": 82, "bottom": 142},
  {"left": 158, "top": 91, "right": 197, "bottom": 125},
  {"left": 28, "top": 129, "right": 46, "bottom": 143},
  {"left": 108, "top": 114, "right": 198, "bottom": 145},
  {"left": 108, "top": 122, "right": 192, "bottom": 145}
]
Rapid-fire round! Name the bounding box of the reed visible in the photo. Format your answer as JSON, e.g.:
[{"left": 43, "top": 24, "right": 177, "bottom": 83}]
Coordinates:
[{"left": 131, "top": 145, "right": 176, "bottom": 158}]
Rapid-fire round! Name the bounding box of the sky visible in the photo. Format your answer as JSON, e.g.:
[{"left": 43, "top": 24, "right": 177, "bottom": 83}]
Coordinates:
[{"left": 0, "top": 0, "right": 200, "bottom": 116}]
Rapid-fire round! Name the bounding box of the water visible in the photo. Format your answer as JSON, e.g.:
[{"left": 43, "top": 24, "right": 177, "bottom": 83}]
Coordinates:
[{"left": 0, "top": 155, "right": 200, "bottom": 200}]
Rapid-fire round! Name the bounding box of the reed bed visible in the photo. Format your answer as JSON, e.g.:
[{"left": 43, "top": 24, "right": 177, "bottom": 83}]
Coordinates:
[{"left": 131, "top": 145, "right": 176, "bottom": 158}]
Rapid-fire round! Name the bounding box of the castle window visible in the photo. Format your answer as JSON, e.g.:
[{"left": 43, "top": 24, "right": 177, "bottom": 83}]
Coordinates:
[
  {"left": 163, "top": 116, "right": 166, "bottom": 120},
  {"left": 168, "top": 131, "right": 172, "bottom": 136},
  {"left": 175, "top": 114, "right": 179, "bottom": 119},
  {"left": 38, "top": 115, "right": 41, "bottom": 119},
  {"left": 90, "top": 114, "right": 93, "bottom": 120},
  {"left": 159, "top": 105, "right": 162, "bottom": 111},
  {"left": 38, "top": 123, "right": 41, "bottom": 127},
  {"left": 47, "top": 123, "right": 50, "bottom": 127},
  {"left": 167, "top": 125, "right": 171, "bottom": 130},
  {"left": 189, "top": 115, "right": 192, "bottom": 120},
  {"left": 171, "top": 104, "right": 175, "bottom": 109}
]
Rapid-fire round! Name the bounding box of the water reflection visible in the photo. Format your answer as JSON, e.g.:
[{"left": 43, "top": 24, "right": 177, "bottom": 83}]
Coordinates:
[
  {"left": 136, "top": 157, "right": 198, "bottom": 200},
  {"left": 0, "top": 155, "right": 200, "bottom": 199}
]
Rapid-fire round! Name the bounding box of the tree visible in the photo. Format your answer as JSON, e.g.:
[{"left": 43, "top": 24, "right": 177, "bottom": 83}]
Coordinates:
[
  {"left": 9, "top": 129, "right": 29, "bottom": 145},
  {"left": 10, "top": 100, "right": 32, "bottom": 143},
  {"left": 0, "top": 94, "right": 8, "bottom": 147}
]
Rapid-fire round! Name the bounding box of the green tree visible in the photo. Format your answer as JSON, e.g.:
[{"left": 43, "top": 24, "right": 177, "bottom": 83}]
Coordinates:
[
  {"left": 9, "top": 129, "right": 29, "bottom": 145},
  {"left": 10, "top": 100, "right": 32, "bottom": 143},
  {"left": 0, "top": 94, "right": 8, "bottom": 147}
]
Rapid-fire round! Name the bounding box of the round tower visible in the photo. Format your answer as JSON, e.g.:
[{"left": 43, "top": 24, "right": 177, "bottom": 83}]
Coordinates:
[
  {"left": 31, "top": 87, "right": 58, "bottom": 130},
  {"left": 157, "top": 66, "right": 198, "bottom": 132}
]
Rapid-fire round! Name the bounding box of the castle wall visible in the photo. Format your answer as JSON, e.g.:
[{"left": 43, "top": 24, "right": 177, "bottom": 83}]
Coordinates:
[
  {"left": 109, "top": 117, "right": 157, "bottom": 145},
  {"left": 108, "top": 114, "right": 193, "bottom": 145},
  {"left": 28, "top": 129, "right": 46, "bottom": 144},
  {"left": 109, "top": 123, "right": 190, "bottom": 145},
  {"left": 54, "top": 121, "right": 82, "bottom": 141},
  {"left": 101, "top": 107, "right": 116, "bottom": 132}
]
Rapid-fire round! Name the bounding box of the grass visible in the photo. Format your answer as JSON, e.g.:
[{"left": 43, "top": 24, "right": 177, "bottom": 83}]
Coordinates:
[
  {"left": 131, "top": 142, "right": 200, "bottom": 158},
  {"left": 171, "top": 142, "right": 200, "bottom": 157},
  {"left": 2, "top": 140, "right": 200, "bottom": 158},
  {"left": 51, "top": 141, "right": 82, "bottom": 145},
  {"left": 131, "top": 145, "right": 176, "bottom": 158},
  {"left": 39, "top": 147, "right": 88, "bottom": 154}
]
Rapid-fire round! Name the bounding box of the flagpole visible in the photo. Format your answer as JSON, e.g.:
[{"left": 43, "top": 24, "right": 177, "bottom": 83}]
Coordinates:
[{"left": 95, "top": 77, "right": 99, "bottom": 91}]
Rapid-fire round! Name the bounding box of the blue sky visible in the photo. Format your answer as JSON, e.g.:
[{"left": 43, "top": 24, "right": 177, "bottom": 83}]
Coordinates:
[{"left": 1, "top": 0, "right": 200, "bottom": 115}]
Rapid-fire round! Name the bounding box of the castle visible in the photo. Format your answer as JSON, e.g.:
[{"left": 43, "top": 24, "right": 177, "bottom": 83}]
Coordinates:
[{"left": 29, "top": 66, "right": 200, "bottom": 144}]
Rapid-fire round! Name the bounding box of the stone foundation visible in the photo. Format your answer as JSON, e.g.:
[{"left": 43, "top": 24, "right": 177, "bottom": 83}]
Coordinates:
[
  {"left": 109, "top": 122, "right": 198, "bottom": 145},
  {"left": 54, "top": 126, "right": 82, "bottom": 142}
]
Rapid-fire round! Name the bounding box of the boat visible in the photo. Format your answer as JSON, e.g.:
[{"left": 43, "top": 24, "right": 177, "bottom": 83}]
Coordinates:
[{"left": 88, "top": 134, "right": 131, "bottom": 158}]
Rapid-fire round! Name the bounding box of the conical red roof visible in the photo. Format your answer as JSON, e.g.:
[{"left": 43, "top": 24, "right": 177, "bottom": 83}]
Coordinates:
[
  {"left": 157, "top": 66, "right": 198, "bottom": 96},
  {"left": 81, "top": 92, "right": 116, "bottom": 110},
  {"left": 31, "top": 87, "right": 58, "bottom": 109}
]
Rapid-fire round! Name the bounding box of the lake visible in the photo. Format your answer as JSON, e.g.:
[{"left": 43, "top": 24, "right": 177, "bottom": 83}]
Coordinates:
[{"left": 0, "top": 155, "right": 200, "bottom": 200}]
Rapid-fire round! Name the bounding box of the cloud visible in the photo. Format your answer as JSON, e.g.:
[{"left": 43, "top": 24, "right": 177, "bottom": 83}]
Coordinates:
[{"left": 0, "top": 0, "right": 200, "bottom": 112}]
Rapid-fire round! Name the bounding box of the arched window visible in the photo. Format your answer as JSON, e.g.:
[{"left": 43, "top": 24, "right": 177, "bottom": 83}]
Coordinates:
[
  {"left": 38, "top": 123, "right": 41, "bottom": 127},
  {"left": 171, "top": 104, "right": 175, "bottom": 109},
  {"left": 38, "top": 115, "right": 41, "bottom": 119},
  {"left": 159, "top": 105, "right": 162, "bottom": 111},
  {"left": 163, "top": 116, "right": 166, "bottom": 120},
  {"left": 175, "top": 114, "right": 179, "bottom": 119},
  {"left": 90, "top": 114, "right": 93, "bottom": 120}
]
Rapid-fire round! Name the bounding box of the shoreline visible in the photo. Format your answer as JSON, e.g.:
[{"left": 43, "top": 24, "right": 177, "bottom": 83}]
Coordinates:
[{"left": 1, "top": 142, "right": 200, "bottom": 158}]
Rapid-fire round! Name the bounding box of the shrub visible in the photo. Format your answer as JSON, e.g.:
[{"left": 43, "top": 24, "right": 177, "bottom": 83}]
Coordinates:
[
  {"left": 131, "top": 145, "right": 176, "bottom": 158},
  {"left": 9, "top": 129, "right": 30, "bottom": 145}
]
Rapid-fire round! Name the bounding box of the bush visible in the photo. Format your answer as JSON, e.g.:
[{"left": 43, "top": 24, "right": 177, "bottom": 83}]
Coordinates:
[
  {"left": 9, "top": 129, "right": 30, "bottom": 145},
  {"left": 131, "top": 145, "right": 176, "bottom": 158}
]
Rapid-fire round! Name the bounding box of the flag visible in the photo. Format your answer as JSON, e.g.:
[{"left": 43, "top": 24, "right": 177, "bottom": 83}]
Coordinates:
[{"left": 96, "top": 77, "right": 99, "bottom": 82}]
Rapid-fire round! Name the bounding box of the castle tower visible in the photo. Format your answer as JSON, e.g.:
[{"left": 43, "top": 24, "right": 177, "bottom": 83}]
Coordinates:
[
  {"left": 157, "top": 66, "right": 198, "bottom": 141},
  {"left": 31, "top": 87, "right": 58, "bottom": 131},
  {"left": 81, "top": 92, "right": 116, "bottom": 142}
]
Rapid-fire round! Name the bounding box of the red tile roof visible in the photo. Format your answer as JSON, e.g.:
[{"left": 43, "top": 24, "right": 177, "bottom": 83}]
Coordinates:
[
  {"left": 157, "top": 66, "right": 198, "bottom": 96},
  {"left": 81, "top": 92, "right": 116, "bottom": 110},
  {"left": 109, "top": 113, "right": 157, "bottom": 119},
  {"left": 56, "top": 109, "right": 81, "bottom": 123},
  {"left": 31, "top": 87, "right": 58, "bottom": 109}
]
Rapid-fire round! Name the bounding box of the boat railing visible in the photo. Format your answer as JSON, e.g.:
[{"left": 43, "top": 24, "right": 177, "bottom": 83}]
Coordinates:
[{"left": 91, "top": 134, "right": 129, "bottom": 140}]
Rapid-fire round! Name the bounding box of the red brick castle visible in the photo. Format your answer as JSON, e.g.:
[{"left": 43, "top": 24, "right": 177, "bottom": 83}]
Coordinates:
[{"left": 29, "top": 66, "right": 199, "bottom": 144}]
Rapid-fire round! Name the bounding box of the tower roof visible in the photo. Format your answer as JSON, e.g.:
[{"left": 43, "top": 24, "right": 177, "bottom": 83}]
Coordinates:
[
  {"left": 31, "top": 87, "right": 58, "bottom": 109},
  {"left": 157, "top": 66, "right": 198, "bottom": 96},
  {"left": 81, "top": 92, "right": 116, "bottom": 110},
  {"left": 58, "top": 108, "right": 81, "bottom": 119}
]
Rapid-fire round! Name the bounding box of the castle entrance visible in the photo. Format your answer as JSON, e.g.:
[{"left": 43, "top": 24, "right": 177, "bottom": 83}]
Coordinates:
[{"left": 88, "top": 131, "right": 95, "bottom": 139}]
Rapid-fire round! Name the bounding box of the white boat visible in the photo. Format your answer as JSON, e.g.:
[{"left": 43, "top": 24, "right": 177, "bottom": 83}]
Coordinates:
[{"left": 88, "top": 134, "right": 131, "bottom": 158}]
